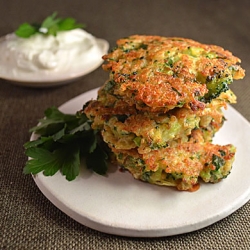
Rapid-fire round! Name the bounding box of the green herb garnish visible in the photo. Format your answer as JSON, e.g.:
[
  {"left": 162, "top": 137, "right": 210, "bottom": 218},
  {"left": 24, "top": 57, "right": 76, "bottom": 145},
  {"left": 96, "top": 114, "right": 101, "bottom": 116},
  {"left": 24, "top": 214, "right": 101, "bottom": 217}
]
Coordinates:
[
  {"left": 23, "top": 106, "right": 108, "bottom": 181},
  {"left": 15, "top": 12, "right": 85, "bottom": 38}
]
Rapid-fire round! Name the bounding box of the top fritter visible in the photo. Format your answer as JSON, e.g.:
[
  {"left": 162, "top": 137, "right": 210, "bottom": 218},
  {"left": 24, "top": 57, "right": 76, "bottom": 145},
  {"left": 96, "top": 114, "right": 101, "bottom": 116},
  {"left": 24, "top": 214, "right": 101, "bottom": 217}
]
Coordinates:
[{"left": 102, "top": 35, "right": 245, "bottom": 112}]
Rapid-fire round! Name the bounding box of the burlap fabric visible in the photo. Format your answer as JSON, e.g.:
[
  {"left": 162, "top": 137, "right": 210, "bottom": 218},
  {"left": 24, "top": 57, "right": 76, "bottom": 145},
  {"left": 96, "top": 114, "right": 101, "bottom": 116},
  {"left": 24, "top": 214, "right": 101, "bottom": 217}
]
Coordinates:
[{"left": 1, "top": 1, "right": 250, "bottom": 249}]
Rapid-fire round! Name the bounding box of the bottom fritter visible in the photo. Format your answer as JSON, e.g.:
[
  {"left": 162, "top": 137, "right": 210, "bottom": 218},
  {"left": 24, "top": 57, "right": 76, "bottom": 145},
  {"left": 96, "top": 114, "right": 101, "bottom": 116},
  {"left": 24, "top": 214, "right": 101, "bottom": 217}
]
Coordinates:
[{"left": 111, "top": 131, "right": 236, "bottom": 191}]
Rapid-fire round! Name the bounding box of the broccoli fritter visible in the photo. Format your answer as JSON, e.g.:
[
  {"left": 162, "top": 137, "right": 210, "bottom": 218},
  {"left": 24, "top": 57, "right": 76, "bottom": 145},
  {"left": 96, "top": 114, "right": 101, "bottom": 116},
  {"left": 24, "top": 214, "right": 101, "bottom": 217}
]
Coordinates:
[
  {"left": 101, "top": 105, "right": 224, "bottom": 153},
  {"left": 83, "top": 35, "right": 244, "bottom": 191},
  {"left": 102, "top": 35, "right": 244, "bottom": 112},
  {"left": 112, "top": 134, "right": 236, "bottom": 191},
  {"left": 85, "top": 86, "right": 235, "bottom": 132}
]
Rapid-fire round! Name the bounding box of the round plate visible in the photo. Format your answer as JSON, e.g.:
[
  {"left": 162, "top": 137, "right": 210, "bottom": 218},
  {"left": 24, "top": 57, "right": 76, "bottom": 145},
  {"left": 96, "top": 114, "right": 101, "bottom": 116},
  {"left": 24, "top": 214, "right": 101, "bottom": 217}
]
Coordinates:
[
  {"left": 31, "top": 88, "right": 250, "bottom": 237},
  {"left": 0, "top": 39, "right": 109, "bottom": 87}
]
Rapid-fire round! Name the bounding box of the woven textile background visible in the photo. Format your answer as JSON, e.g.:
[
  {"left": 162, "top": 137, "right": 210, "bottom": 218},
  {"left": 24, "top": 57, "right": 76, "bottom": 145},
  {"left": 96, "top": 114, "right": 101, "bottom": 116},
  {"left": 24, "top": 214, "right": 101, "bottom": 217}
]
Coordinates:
[{"left": 1, "top": 1, "right": 250, "bottom": 249}]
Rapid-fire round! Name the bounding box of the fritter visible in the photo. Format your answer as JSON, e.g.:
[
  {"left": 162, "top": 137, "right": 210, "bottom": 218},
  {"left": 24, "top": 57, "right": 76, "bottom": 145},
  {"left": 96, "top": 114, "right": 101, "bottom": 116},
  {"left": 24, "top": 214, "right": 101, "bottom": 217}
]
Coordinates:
[
  {"left": 101, "top": 105, "right": 224, "bottom": 153},
  {"left": 85, "top": 89, "right": 235, "bottom": 154},
  {"left": 85, "top": 84, "right": 236, "bottom": 131},
  {"left": 112, "top": 130, "right": 236, "bottom": 191},
  {"left": 102, "top": 35, "right": 244, "bottom": 112},
  {"left": 83, "top": 35, "right": 245, "bottom": 191}
]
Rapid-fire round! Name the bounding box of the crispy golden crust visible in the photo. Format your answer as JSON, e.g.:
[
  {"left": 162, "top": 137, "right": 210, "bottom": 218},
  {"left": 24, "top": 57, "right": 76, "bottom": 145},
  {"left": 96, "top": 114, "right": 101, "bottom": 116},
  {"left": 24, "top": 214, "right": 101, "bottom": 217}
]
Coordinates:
[
  {"left": 112, "top": 137, "right": 236, "bottom": 191},
  {"left": 84, "top": 90, "right": 227, "bottom": 143},
  {"left": 84, "top": 84, "right": 233, "bottom": 131},
  {"left": 102, "top": 35, "right": 244, "bottom": 112},
  {"left": 83, "top": 35, "right": 243, "bottom": 191},
  {"left": 101, "top": 107, "right": 223, "bottom": 151}
]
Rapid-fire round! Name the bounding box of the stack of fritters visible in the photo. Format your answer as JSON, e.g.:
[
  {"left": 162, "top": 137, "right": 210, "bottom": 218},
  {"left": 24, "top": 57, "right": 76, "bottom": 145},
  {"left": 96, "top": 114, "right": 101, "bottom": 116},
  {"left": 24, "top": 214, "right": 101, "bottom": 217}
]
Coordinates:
[{"left": 84, "top": 35, "right": 245, "bottom": 191}]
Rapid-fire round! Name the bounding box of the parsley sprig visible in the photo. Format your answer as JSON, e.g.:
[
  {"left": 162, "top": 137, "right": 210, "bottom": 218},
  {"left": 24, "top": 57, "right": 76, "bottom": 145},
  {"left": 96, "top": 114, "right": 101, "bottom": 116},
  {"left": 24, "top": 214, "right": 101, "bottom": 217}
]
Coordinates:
[
  {"left": 23, "top": 107, "right": 108, "bottom": 180},
  {"left": 15, "top": 12, "right": 85, "bottom": 38}
]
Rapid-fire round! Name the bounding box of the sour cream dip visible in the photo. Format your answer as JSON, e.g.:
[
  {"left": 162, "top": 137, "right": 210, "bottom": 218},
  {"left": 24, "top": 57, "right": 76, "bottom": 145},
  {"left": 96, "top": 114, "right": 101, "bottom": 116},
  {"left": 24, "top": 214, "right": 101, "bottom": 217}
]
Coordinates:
[{"left": 0, "top": 29, "right": 109, "bottom": 85}]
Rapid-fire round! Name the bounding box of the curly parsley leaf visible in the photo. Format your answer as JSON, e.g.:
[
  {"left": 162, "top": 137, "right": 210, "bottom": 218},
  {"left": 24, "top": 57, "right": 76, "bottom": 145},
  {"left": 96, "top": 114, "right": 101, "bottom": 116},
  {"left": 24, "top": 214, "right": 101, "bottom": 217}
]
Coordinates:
[
  {"left": 15, "top": 12, "right": 85, "bottom": 38},
  {"left": 23, "top": 106, "right": 109, "bottom": 181}
]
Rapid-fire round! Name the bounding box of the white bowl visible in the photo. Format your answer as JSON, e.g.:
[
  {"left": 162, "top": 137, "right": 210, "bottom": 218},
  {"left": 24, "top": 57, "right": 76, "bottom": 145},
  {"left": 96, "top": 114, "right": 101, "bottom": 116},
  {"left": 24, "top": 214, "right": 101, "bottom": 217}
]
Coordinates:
[{"left": 0, "top": 34, "right": 109, "bottom": 88}]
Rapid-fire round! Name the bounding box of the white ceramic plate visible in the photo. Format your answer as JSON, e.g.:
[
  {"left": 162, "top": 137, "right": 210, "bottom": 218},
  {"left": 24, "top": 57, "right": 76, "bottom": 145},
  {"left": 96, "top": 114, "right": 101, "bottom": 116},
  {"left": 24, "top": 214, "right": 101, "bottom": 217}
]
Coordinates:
[
  {"left": 0, "top": 39, "right": 109, "bottom": 87},
  {"left": 31, "top": 88, "right": 250, "bottom": 237}
]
